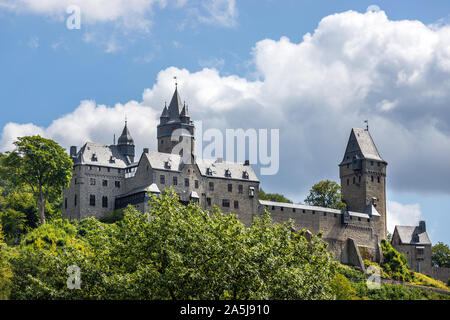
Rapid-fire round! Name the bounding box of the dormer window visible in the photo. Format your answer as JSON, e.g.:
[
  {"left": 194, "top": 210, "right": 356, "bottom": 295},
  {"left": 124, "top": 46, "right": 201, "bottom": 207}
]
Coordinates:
[
  {"left": 206, "top": 168, "right": 213, "bottom": 175},
  {"left": 242, "top": 171, "right": 249, "bottom": 179},
  {"left": 165, "top": 161, "right": 171, "bottom": 169},
  {"left": 225, "top": 169, "right": 231, "bottom": 178},
  {"left": 91, "top": 154, "right": 98, "bottom": 162},
  {"left": 109, "top": 156, "right": 116, "bottom": 163}
]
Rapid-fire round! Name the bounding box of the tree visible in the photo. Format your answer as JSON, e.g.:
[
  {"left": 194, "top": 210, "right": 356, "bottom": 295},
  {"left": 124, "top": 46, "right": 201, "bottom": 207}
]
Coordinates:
[
  {"left": 1, "top": 136, "right": 72, "bottom": 225},
  {"left": 304, "top": 180, "right": 346, "bottom": 210},
  {"left": 431, "top": 242, "right": 450, "bottom": 268},
  {"left": 259, "top": 188, "right": 293, "bottom": 203},
  {"left": 7, "top": 190, "right": 337, "bottom": 300}
]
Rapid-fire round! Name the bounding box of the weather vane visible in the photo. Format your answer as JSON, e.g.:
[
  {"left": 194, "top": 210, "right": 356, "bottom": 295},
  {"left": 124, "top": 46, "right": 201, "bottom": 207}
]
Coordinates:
[
  {"left": 174, "top": 76, "right": 177, "bottom": 88},
  {"left": 364, "top": 119, "right": 369, "bottom": 131}
]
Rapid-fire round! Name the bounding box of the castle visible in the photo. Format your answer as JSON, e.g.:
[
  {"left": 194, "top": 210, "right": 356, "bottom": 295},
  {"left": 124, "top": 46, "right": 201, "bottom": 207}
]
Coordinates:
[{"left": 63, "top": 86, "right": 438, "bottom": 274}]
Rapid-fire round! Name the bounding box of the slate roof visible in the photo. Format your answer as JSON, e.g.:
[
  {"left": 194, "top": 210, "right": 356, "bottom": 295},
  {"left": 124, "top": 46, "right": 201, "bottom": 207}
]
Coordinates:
[
  {"left": 141, "top": 152, "right": 259, "bottom": 182},
  {"left": 394, "top": 225, "right": 431, "bottom": 245},
  {"left": 259, "top": 200, "right": 378, "bottom": 219},
  {"left": 75, "top": 142, "right": 130, "bottom": 168},
  {"left": 117, "top": 122, "right": 134, "bottom": 145},
  {"left": 340, "top": 128, "right": 385, "bottom": 165},
  {"left": 168, "top": 87, "right": 183, "bottom": 121}
]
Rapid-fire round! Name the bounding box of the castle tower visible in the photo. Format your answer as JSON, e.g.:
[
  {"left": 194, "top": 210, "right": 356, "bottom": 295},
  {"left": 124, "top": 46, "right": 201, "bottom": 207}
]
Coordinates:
[
  {"left": 339, "top": 128, "right": 387, "bottom": 239},
  {"left": 117, "top": 120, "right": 135, "bottom": 163},
  {"left": 157, "top": 86, "right": 195, "bottom": 156}
]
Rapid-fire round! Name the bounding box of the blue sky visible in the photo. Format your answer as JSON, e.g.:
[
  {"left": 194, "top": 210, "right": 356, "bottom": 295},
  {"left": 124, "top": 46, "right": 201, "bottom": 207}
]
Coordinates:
[{"left": 1, "top": 0, "right": 450, "bottom": 244}]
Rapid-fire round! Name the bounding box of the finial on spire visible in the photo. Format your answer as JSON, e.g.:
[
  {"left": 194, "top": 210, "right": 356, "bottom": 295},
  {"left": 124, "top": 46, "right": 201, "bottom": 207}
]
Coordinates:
[
  {"left": 174, "top": 76, "right": 178, "bottom": 88},
  {"left": 364, "top": 120, "right": 369, "bottom": 131},
  {"left": 125, "top": 115, "right": 128, "bottom": 126}
]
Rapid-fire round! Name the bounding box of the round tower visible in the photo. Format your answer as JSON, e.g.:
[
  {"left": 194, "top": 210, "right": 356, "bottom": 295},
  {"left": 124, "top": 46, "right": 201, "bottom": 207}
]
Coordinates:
[{"left": 117, "top": 121, "right": 135, "bottom": 163}]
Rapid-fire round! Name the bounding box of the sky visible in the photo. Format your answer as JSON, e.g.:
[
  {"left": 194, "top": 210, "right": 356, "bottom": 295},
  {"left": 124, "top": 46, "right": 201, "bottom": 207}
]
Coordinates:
[{"left": 1, "top": 0, "right": 450, "bottom": 244}]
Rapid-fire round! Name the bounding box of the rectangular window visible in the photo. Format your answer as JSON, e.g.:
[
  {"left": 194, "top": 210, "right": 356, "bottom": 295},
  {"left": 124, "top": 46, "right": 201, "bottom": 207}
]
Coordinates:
[
  {"left": 207, "top": 197, "right": 211, "bottom": 206},
  {"left": 209, "top": 182, "right": 214, "bottom": 191},
  {"left": 293, "top": 208, "right": 296, "bottom": 212},
  {"left": 228, "top": 184, "right": 232, "bottom": 192},
  {"left": 160, "top": 175, "right": 165, "bottom": 184},
  {"left": 90, "top": 178, "right": 96, "bottom": 185},
  {"left": 234, "top": 200, "right": 239, "bottom": 209},
  {"left": 222, "top": 199, "right": 230, "bottom": 208},
  {"left": 102, "top": 196, "right": 108, "bottom": 208},
  {"left": 102, "top": 180, "right": 108, "bottom": 187},
  {"left": 115, "top": 181, "right": 121, "bottom": 188},
  {"left": 371, "top": 176, "right": 374, "bottom": 182},
  {"left": 184, "top": 178, "right": 189, "bottom": 187},
  {"left": 74, "top": 195, "right": 77, "bottom": 207},
  {"left": 64, "top": 198, "right": 68, "bottom": 209},
  {"left": 377, "top": 176, "right": 380, "bottom": 183},
  {"left": 173, "top": 176, "right": 178, "bottom": 185},
  {"left": 238, "top": 184, "right": 243, "bottom": 194},
  {"left": 195, "top": 180, "right": 199, "bottom": 188},
  {"left": 347, "top": 179, "right": 349, "bottom": 186},
  {"left": 89, "top": 195, "right": 96, "bottom": 206},
  {"left": 371, "top": 161, "right": 374, "bottom": 166}
]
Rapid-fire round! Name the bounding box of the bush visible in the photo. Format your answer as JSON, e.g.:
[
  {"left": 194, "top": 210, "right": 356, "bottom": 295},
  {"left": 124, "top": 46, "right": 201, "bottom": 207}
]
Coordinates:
[
  {"left": 380, "top": 240, "right": 413, "bottom": 282},
  {"left": 411, "top": 272, "right": 448, "bottom": 291},
  {"left": 363, "top": 260, "right": 390, "bottom": 279},
  {"left": 330, "top": 274, "right": 356, "bottom": 300}
]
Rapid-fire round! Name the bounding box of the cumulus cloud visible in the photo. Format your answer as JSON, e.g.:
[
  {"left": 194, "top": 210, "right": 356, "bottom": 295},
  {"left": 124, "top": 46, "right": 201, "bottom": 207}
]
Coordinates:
[
  {"left": 0, "top": 0, "right": 239, "bottom": 30},
  {"left": 2, "top": 9, "right": 450, "bottom": 199},
  {"left": 387, "top": 201, "right": 422, "bottom": 233}
]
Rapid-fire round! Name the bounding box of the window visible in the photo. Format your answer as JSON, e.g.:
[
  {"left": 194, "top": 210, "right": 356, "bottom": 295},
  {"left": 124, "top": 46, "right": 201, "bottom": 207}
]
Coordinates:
[
  {"left": 195, "top": 180, "right": 199, "bottom": 188},
  {"left": 160, "top": 175, "right": 165, "bottom": 184},
  {"left": 358, "top": 217, "right": 361, "bottom": 221},
  {"left": 312, "top": 211, "right": 315, "bottom": 214},
  {"left": 242, "top": 171, "right": 249, "bottom": 179},
  {"left": 74, "top": 195, "right": 77, "bottom": 207},
  {"left": 234, "top": 200, "right": 239, "bottom": 209},
  {"left": 324, "top": 212, "right": 327, "bottom": 216},
  {"left": 238, "top": 185, "right": 243, "bottom": 194},
  {"left": 102, "top": 196, "right": 108, "bottom": 208},
  {"left": 184, "top": 178, "right": 189, "bottom": 187},
  {"left": 89, "top": 166, "right": 92, "bottom": 170},
  {"left": 89, "top": 195, "right": 96, "bottom": 206},
  {"left": 377, "top": 176, "right": 380, "bottom": 183},
  {"left": 347, "top": 179, "right": 349, "bottom": 186},
  {"left": 302, "top": 209, "right": 306, "bottom": 213},
  {"left": 228, "top": 184, "right": 232, "bottom": 192},
  {"left": 272, "top": 206, "right": 275, "bottom": 210},
  {"left": 115, "top": 181, "right": 121, "bottom": 188},
  {"left": 280, "top": 207, "right": 284, "bottom": 211},
  {"left": 64, "top": 198, "right": 68, "bottom": 209},
  {"left": 222, "top": 199, "right": 230, "bottom": 208},
  {"left": 293, "top": 208, "right": 296, "bottom": 212},
  {"left": 102, "top": 180, "right": 108, "bottom": 187},
  {"left": 206, "top": 168, "right": 212, "bottom": 175},
  {"left": 346, "top": 163, "right": 350, "bottom": 168},
  {"left": 173, "top": 176, "right": 178, "bottom": 185},
  {"left": 371, "top": 175, "right": 374, "bottom": 182},
  {"left": 353, "top": 177, "right": 355, "bottom": 184},
  {"left": 225, "top": 169, "right": 231, "bottom": 178},
  {"left": 90, "top": 178, "right": 96, "bottom": 185},
  {"left": 359, "top": 176, "right": 361, "bottom": 183},
  {"left": 371, "top": 161, "right": 374, "bottom": 166},
  {"left": 209, "top": 182, "right": 214, "bottom": 191},
  {"left": 206, "top": 198, "right": 211, "bottom": 206},
  {"left": 107, "top": 167, "right": 111, "bottom": 172}
]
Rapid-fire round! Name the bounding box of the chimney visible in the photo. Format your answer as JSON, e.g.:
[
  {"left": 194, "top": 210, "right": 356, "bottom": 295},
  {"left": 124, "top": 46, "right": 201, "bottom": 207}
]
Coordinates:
[
  {"left": 143, "top": 148, "right": 149, "bottom": 154},
  {"left": 419, "top": 220, "right": 426, "bottom": 233},
  {"left": 70, "top": 146, "right": 77, "bottom": 158},
  {"left": 244, "top": 160, "right": 250, "bottom": 166}
]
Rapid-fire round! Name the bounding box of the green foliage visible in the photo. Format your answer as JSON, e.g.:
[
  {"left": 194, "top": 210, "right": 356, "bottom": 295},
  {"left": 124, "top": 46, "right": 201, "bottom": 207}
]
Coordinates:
[
  {"left": 352, "top": 281, "right": 449, "bottom": 300},
  {"left": 0, "top": 223, "right": 14, "bottom": 299},
  {"left": 380, "top": 240, "right": 413, "bottom": 282},
  {"left": 330, "top": 274, "right": 356, "bottom": 300},
  {"left": 99, "top": 209, "right": 125, "bottom": 224},
  {"left": 1, "top": 136, "right": 72, "bottom": 225},
  {"left": 258, "top": 188, "right": 293, "bottom": 203},
  {"left": 304, "top": 180, "right": 346, "bottom": 210},
  {"left": 363, "top": 260, "right": 391, "bottom": 279},
  {"left": 6, "top": 190, "right": 336, "bottom": 300},
  {"left": 431, "top": 242, "right": 450, "bottom": 268},
  {"left": 410, "top": 272, "right": 449, "bottom": 291}
]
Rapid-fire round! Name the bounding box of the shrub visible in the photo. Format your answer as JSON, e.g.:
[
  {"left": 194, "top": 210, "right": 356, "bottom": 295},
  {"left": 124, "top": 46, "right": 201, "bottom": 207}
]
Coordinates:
[
  {"left": 330, "top": 274, "right": 356, "bottom": 300},
  {"left": 380, "top": 240, "right": 413, "bottom": 282}
]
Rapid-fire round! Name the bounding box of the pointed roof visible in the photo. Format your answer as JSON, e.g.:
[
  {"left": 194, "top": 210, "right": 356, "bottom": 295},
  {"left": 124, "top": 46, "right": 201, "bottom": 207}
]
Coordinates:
[
  {"left": 160, "top": 104, "right": 169, "bottom": 118},
  {"left": 168, "top": 87, "right": 183, "bottom": 120},
  {"left": 180, "top": 103, "right": 189, "bottom": 118},
  {"left": 118, "top": 122, "right": 134, "bottom": 145},
  {"left": 340, "top": 128, "right": 384, "bottom": 165},
  {"left": 394, "top": 225, "right": 431, "bottom": 245}
]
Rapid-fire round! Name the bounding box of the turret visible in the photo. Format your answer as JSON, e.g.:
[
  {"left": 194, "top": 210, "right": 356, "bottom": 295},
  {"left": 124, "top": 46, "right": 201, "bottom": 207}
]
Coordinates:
[
  {"left": 117, "top": 121, "right": 135, "bottom": 163},
  {"left": 339, "top": 127, "right": 387, "bottom": 239},
  {"left": 157, "top": 86, "right": 195, "bottom": 157}
]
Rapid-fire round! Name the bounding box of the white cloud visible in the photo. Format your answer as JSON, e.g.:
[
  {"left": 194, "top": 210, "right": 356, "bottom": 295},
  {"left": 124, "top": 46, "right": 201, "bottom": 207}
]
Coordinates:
[
  {"left": 27, "top": 36, "right": 39, "bottom": 49},
  {"left": 3, "top": 9, "right": 450, "bottom": 199},
  {"left": 197, "top": 0, "right": 238, "bottom": 28},
  {"left": 387, "top": 200, "right": 422, "bottom": 233}
]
